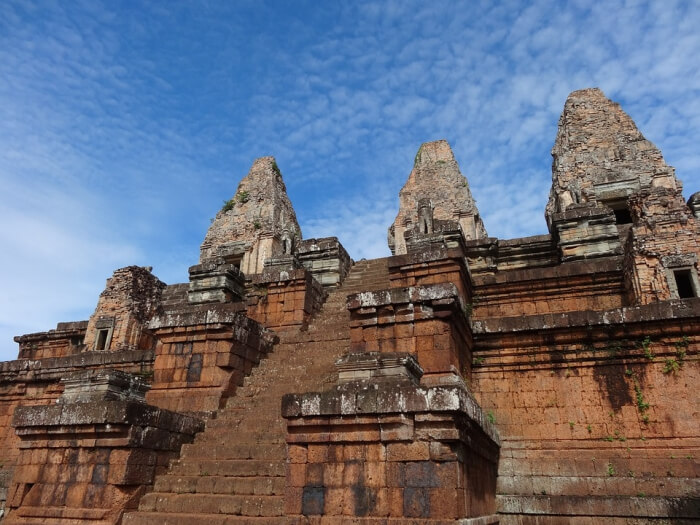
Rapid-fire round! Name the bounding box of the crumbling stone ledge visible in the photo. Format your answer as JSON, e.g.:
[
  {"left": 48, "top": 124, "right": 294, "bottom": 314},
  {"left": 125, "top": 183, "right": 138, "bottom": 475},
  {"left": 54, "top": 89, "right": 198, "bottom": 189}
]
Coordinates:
[
  {"left": 473, "top": 297, "right": 700, "bottom": 334},
  {"left": 497, "top": 494, "right": 699, "bottom": 520},
  {"left": 0, "top": 349, "right": 154, "bottom": 381},
  {"left": 283, "top": 381, "right": 499, "bottom": 445}
]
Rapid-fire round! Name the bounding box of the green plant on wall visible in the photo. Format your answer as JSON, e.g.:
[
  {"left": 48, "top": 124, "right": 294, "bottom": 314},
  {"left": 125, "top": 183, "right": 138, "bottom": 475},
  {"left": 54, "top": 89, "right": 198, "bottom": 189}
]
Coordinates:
[
  {"left": 271, "top": 160, "right": 281, "bottom": 177},
  {"left": 664, "top": 336, "right": 689, "bottom": 374},
  {"left": 634, "top": 380, "right": 650, "bottom": 417},
  {"left": 414, "top": 144, "right": 424, "bottom": 166},
  {"left": 662, "top": 358, "right": 681, "bottom": 374},
  {"left": 638, "top": 336, "right": 654, "bottom": 360},
  {"left": 221, "top": 198, "right": 236, "bottom": 213}
]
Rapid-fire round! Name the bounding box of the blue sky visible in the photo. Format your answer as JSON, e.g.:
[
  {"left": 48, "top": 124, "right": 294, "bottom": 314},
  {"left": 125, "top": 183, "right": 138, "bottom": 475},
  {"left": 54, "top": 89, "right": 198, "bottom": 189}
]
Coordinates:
[{"left": 1, "top": 0, "right": 699, "bottom": 360}]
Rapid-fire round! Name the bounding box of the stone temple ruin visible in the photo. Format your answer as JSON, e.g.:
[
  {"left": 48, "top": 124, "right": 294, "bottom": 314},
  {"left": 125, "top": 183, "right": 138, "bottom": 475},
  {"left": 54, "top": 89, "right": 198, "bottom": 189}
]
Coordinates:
[{"left": 0, "top": 88, "right": 698, "bottom": 524}]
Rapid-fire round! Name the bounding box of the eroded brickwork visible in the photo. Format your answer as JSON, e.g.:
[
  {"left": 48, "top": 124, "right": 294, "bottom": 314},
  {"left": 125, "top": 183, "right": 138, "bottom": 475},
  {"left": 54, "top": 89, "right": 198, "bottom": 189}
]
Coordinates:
[{"left": 246, "top": 269, "right": 325, "bottom": 331}]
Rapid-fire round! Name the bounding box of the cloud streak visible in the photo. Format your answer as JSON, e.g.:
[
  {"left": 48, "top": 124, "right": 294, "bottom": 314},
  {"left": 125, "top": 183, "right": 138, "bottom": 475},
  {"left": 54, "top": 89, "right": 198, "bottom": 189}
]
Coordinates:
[{"left": 1, "top": 0, "right": 699, "bottom": 360}]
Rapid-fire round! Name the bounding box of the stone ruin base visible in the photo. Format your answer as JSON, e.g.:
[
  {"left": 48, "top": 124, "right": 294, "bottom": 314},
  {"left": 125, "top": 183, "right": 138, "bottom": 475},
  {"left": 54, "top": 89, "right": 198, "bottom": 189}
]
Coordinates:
[
  {"left": 282, "top": 353, "right": 500, "bottom": 523},
  {"left": 3, "top": 370, "right": 202, "bottom": 524}
]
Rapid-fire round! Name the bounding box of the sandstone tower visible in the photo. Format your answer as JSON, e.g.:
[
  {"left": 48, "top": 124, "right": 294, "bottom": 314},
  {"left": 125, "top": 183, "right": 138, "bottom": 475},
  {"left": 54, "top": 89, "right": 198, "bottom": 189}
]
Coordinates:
[
  {"left": 388, "top": 139, "right": 487, "bottom": 255},
  {"left": 0, "top": 88, "right": 698, "bottom": 525},
  {"left": 546, "top": 87, "right": 679, "bottom": 223},
  {"left": 201, "top": 156, "right": 301, "bottom": 275}
]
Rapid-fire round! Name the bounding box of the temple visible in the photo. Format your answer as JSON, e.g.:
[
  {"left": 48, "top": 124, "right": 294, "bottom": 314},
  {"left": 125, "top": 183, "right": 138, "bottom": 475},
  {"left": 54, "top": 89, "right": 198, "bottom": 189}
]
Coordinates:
[{"left": 0, "top": 88, "right": 698, "bottom": 524}]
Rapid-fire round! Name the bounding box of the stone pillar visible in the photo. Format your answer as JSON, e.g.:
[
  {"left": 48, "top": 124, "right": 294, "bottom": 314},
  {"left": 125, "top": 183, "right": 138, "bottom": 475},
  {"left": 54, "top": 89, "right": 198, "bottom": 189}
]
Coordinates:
[
  {"left": 282, "top": 353, "right": 500, "bottom": 523},
  {"left": 347, "top": 283, "right": 473, "bottom": 385},
  {"left": 146, "top": 303, "right": 277, "bottom": 416},
  {"left": 550, "top": 203, "right": 622, "bottom": 262},
  {"left": 187, "top": 256, "right": 246, "bottom": 304},
  {"left": 296, "top": 237, "right": 352, "bottom": 288},
  {"left": 5, "top": 370, "right": 202, "bottom": 525},
  {"left": 246, "top": 268, "right": 326, "bottom": 331}
]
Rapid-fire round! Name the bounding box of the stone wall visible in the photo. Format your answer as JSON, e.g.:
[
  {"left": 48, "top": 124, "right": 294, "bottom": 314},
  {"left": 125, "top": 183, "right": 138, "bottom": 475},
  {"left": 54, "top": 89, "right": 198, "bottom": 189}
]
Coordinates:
[
  {"left": 14, "top": 321, "right": 87, "bottom": 360},
  {"left": 472, "top": 299, "right": 700, "bottom": 523},
  {"left": 471, "top": 257, "right": 626, "bottom": 318},
  {"left": 246, "top": 268, "right": 326, "bottom": 332},
  {"left": 347, "top": 283, "right": 473, "bottom": 385},
  {"left": 0, "top": 350, "right": 154, "bottom": 518},
  {"left": 283, "top": 353, "right": 500, "bottom": 523}
]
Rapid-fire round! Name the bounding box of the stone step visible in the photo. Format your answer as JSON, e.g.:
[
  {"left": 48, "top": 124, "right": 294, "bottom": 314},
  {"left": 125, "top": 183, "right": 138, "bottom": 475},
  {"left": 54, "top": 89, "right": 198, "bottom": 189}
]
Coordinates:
[
  {"left": 194, "top": 430, "right": 285, "bottom": 445},
  {"left": 169, "top": 459, "right": 285, "bottom": 477},
  {"left": 179, "top": 442, "right": 286, "bottom": 461},
  {"left": 122, "top": 257, "right": 392, "bottom": 523},
  {"left": 153, "top": 474, "right": 285, "bottom": 496},
  {"left": 137, "top": 493, "right": 284, "bottom": 516},
  {"left": 123, "top": 511, "right": 289, "bottom": 525}
]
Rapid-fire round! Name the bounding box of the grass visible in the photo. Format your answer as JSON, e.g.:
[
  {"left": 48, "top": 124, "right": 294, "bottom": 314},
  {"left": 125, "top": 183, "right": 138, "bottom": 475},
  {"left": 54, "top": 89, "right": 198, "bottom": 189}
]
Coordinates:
[
  {"left": 486, "top": 411, "right": 495, "bottom": 424},
  {"left": 221, "top": 198, "right": 236, "bottom": 213},
  {"left": 271, "top": 160, "right": 282, "bottom": 177},
  {"left": 413, "top": 145, "right": 424, "bottom": 166}
]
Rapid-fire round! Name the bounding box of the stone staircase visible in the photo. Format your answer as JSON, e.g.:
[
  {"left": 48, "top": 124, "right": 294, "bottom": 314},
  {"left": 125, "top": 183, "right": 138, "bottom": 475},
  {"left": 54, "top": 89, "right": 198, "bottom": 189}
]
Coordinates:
[{"left": 122, "top": 258, "right": 391, "bottom": 525}]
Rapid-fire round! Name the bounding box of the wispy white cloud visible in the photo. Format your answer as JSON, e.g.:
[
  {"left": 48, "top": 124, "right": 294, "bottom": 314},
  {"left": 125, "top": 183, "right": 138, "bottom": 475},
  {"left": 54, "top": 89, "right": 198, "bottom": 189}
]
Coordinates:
[{"left": 1, "top": 0, "right": 699, "bottom": 360}]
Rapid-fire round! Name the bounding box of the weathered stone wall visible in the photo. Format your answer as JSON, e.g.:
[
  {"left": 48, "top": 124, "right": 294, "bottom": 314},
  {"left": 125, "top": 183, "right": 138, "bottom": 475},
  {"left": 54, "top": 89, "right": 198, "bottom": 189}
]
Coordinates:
[
  {"left": 472, "top": 256, "right": 626, "bottom": 318},
  {"left": 0, "top": 350, "right": 154, "bottom": 520},
  {"left": 145, "top": 303, "right": 277, "bottom": 416},
  {"left": 471, "top": 300, "right": 700, "bottom": 523},
  {"left": 347, "top": 283, "right": 473, "bottom": 385},
  {"left": 282, "top": 354, "right": 500, "bottom": 523},
  {"left": 14, "top": 321, "right": 87, "bottom": 360}
]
